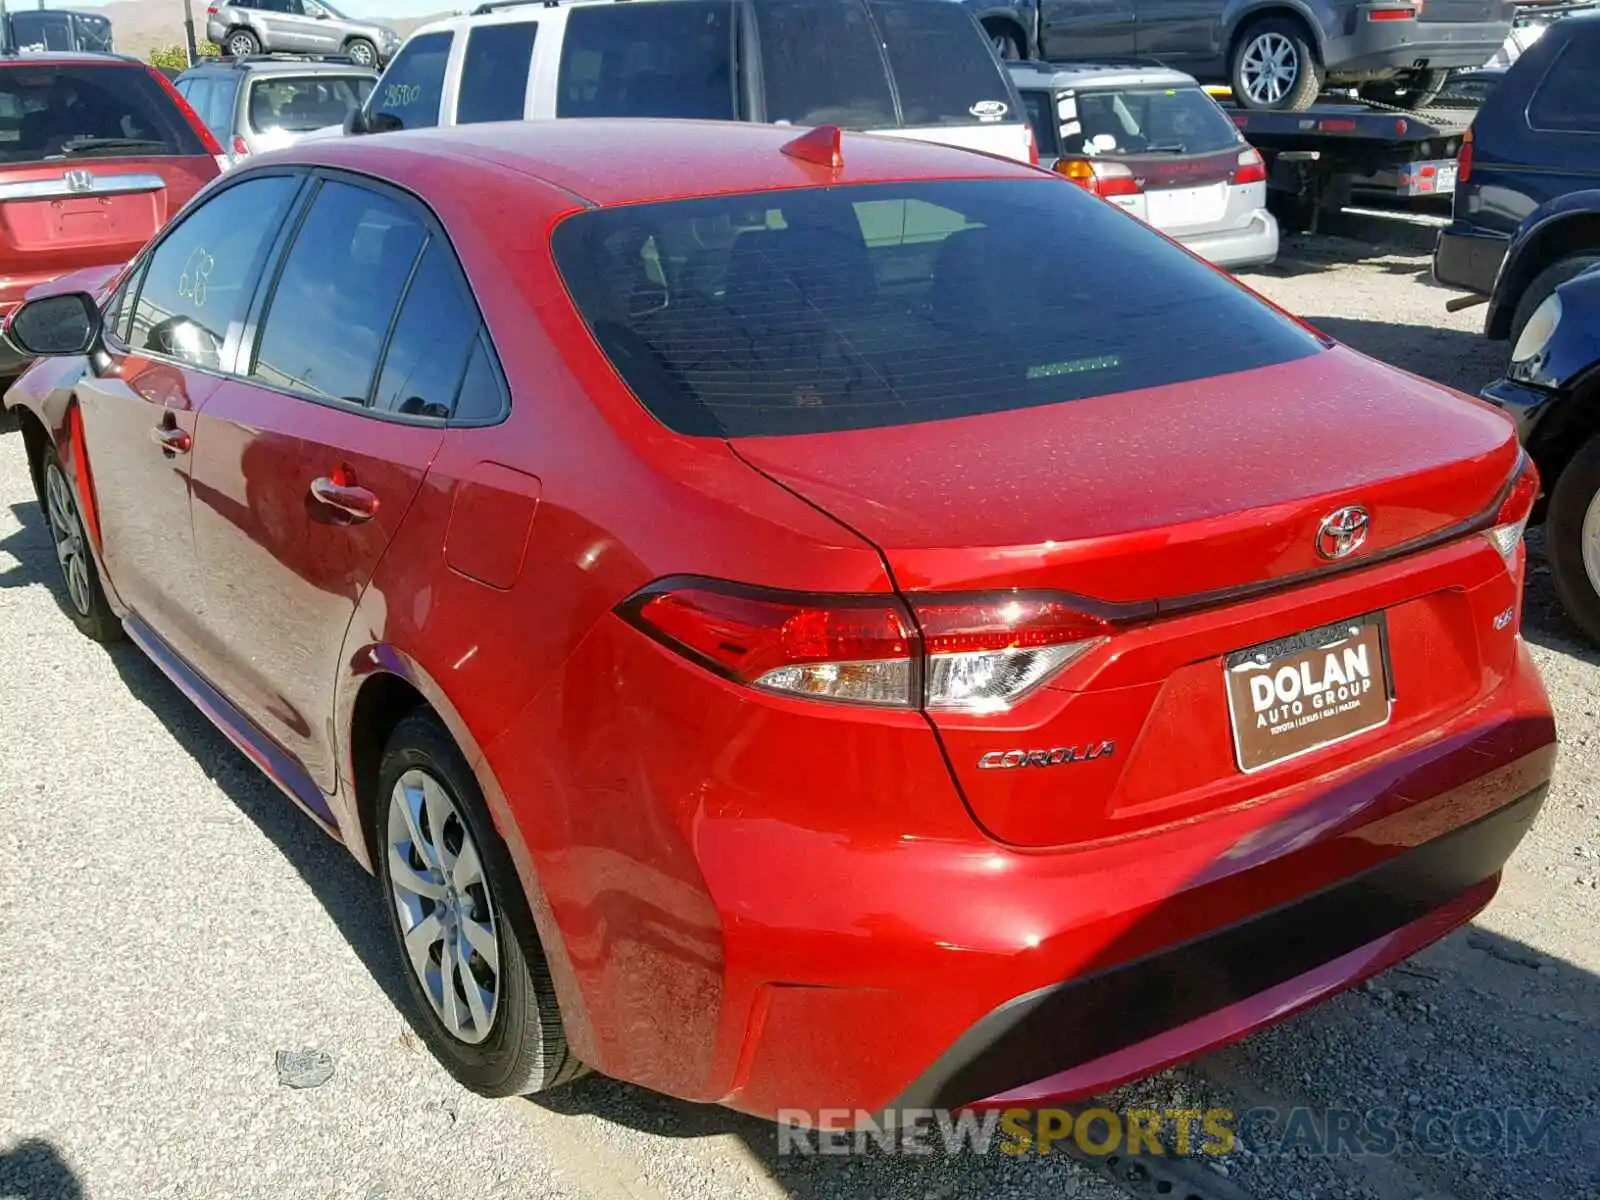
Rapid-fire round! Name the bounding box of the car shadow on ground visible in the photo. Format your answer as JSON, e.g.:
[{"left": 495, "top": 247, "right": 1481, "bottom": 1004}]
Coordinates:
[
  {"left": 0, "top": 1139, "right": 85, "bottom": 1200},
  {"left": 1299, "top": 315, "right": 1506, "bottom": 397}
]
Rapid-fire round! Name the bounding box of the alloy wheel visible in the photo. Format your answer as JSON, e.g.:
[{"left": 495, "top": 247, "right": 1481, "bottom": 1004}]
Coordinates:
[
  {"left": 1241, "top": 32, "right": 1299, "bottom": 106},
  {"left": 347, "top": 41, "right": 375, "bottom": 66},
  {"left": 386, "top": 767, "right": 502, "bottom": 1045},
  {"left": 44, "top": 463, "right": 92, "bottom": 617},
  {"left": 227, "top": 33, "right": 255, "bottom": 56},
  {"left": 1580, "top": 489, "right": 1600, "bottom": 602}
]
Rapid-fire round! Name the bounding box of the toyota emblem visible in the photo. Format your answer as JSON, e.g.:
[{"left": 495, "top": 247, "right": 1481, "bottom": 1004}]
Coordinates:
[{"left": 1316, "top": 506, "right": 1370, "bottom": 560}]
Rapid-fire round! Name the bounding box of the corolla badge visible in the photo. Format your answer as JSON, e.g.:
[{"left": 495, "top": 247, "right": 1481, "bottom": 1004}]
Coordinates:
[
  {"left": 977, "top": 742, "right": 1115, "bottom": 769},
  {"left": 1315, "top": 505, "right": 1369, "bottom": 560}
]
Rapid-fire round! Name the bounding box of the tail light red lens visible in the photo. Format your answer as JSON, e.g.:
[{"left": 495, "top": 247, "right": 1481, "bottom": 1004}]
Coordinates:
[
  {"left": 1232, "top": 147, "right": 1267, "bottom": 185},
  {"left": 1055, "top": 158, "right": 1141, "bottom": 199},
  {"left": 147, "top": 66, "right": 224, "bottom": 158},
  {"left": 622, "top": 581, "right": 1108, "bottom": 711},
  {"left": 1027, "top": 126, "right": 1040, "bottom": 168},
  {"left": 1486, "top": 454, "right": 1540, "bottom": 563},
  {"left": 1457, "top": 128, "right": 1474, "bottom": 183},
  {"left": 1367, "top": 5, "right": 1417, "bottom": 18},
  {"left": 207, "top": 4, "right": 218, "bottom": 12},
  {"left": 232, "top": 136, "right": 251, "bottom": 157}
]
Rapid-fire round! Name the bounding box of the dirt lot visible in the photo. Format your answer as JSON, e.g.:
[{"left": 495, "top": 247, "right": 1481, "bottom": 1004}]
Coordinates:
[{"left": 1, "top": 222, "right": 1596, "bottom": 1200}]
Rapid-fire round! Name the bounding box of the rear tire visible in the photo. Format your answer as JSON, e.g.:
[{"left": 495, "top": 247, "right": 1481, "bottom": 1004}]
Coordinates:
[
  {"left": 1357, "top": 68, "right": 1449, "bottom": 109},
  {"left": 1510, "top": 253, "right": 1600, "bottom": 346},
  {"left": 984, "top": 22, "right": 1023, "bottom": 60},
  {"left": 375, "top": 710, "right": 583, "bottom": 1097},
  {"left": 344, "top": 36, "right": 378, "bottom": 67},
  {"left": 39, "top": 447, "right": 120, "bottom": 644},
  {"left": 224, "top": 28, "right": 259, "bottom": 57},
  {"left": 1545, "top": 431, "right": 1600, "bottom": 646},
  {"left": 1231, "top": 17, "right": 1323, "bottom": 111}
]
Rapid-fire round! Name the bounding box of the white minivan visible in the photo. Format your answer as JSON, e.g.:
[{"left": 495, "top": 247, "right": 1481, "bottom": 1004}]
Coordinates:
[{"left": 330, "top": 0, "right": 1036, "bottom": 163}]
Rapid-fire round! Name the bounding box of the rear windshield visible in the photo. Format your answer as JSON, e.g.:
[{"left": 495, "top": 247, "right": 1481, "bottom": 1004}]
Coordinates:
[
  {"left": 249, "top": 74, "right": 373, "bottom": 133},
  {"left": 551, "top": 179, "right": 1322, "bottom": 437},
  {"left": 0, "top": 64, "right": 208, "bottom": 164},
  {"left": 1060, "top": 85, "right": 1242, "bottom": 158}
]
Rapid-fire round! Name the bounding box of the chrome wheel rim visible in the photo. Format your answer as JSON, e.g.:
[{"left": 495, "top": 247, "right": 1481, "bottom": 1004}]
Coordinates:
[
  {"left": 44, "top": 463, "right": 91, "bottom": 617},
  {"left": 1241, "top": 32, "right": 1298, "bottom": 106},
  {"left": 990, "top": 32, "right": 1015, "bottom": 59},
  {"left": 1580, "top": 489, "right": 1600, "bottom": 601},
  {"left": 387, "top": 768, "right": 501, "bottom": 1045},
  {"left": 348, "top": 41, "right": 374, "bottom": 65},
  {"left": 227, "top": 33, "right": 254, "bottom": 55}
]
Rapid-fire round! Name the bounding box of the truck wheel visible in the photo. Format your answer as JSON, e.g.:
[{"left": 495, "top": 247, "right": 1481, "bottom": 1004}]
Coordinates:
[
  {"left": 1511, "top": 253, "right": 1600, "bottom": 346},
  {"left": 1546, "top": 430, "right": 1600, "bottom": 646},
  {"left": 1231, "top": 18, "right": 1323, "bottom": 112},
  {"left": 1358, "top": 69, "right": 1449, "bottom": 109},
  {"left": 984, "top": 21, "right": 1023, "bottom": 60}
]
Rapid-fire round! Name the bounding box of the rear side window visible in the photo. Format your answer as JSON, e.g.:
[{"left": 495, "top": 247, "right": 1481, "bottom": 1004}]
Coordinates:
[
  {"left": 556, "top": 1, "right": 737, "bottom": 120},
  {"left": 8, "top": 13, "right": 73, "bottom": 51},
  {"left": 1019, "top": 89, "right": 1058, "bottom": 155},
  {"left": 868, "top": 0, "right": 1015, "bottom": 128},
  {"left": 369, "top": 30, "right": 451, "bottom": 130},
  {"left": 373, "top": 239, "right": 482, "bottom": 418},
  {"left": 756, "top": 0, "right": 894, "bottom": 127},
  {"left": 550, "top": 179, "right": 1322, "bottom": 437},
  {"left": 124, "top": 175, "right": 300, "bottom": 370},
  {"left": 249, "top": 75, "right": 371, "bottom": 133},
  {"left": 1528, "top": 37, "right": 1600, "bottom": 134},
  {"left": 251, "top": 181, "right": 427, "bottom": 404},
  {"left": 1060, "top": 86, "right": 1242, "bottom": 157},
  {"left": 457, "top": 22, "right": 537, "bottom": 124},
  {"left": 0, "top": 64, "right": 209, "bottom": 165}
]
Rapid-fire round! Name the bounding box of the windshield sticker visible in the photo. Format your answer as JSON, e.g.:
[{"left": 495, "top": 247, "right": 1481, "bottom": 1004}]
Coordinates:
[
  {"left": 1057, "top": 92, "right": 1077, "bottom": 119},
  {"left": 969, "top": 99, "right": 1009, "bottom": 122}
]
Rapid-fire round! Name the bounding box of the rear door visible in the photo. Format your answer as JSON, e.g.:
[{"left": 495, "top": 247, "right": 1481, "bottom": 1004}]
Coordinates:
[
  {"left": 1133, "top": 0, "right": 1222, "bottom": 65},
  {"left": 187, "top": 174, "right": 475, "bottom": 792},
  {"left": 1038, "top": 0, "right": 1137, "bottom": 59},
  {"left": 0, "top": 61, "right": 217, "bottom": 316},
  {"left": 456, "top": 20, "right": 539, "bottom": 123}
]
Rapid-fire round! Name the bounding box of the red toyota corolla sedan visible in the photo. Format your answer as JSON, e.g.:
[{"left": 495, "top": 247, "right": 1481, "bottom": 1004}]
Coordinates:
[{"left": 1, "top": 119, "right": 1555, "bottom": 1119}]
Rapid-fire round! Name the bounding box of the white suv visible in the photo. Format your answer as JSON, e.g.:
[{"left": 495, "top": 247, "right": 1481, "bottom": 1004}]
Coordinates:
[{"left": 333, "top": 0, "right": 1034, "bottom": 163}]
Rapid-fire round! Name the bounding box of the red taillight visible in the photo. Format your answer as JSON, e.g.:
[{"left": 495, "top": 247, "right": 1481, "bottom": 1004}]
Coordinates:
[
  {"left": 623, "top": 581, "right": 1108, "bottom": 711},
  {"left": 1055, "top": 157, "right": 1141, "bottom": 199},
  {"left": 1319, "top": 118, "right": 1357, "bottom": 132},
  {"left": 1457, "top": 128, "right": 1474, "bottom": 183},
  {"left": 1027, "top": 126, "right": 1040, "bottom": 168},
  {"left": 147, "top": 65, "right": 224, "bottom": 158},
  {"left": 1367, "top": 6, "right": 1417, "bottom": 18},
  {"left": 1487, "top": 454, "right": 1540, "bottom": 563},
  {"left": 207, "top": 4, "right": 218, "bottom": 11},
  {"left": 1232, "top": 147, "right": 1267, "bottom": 185},
  {"left": 232, "top": 136, "right": 250, "bottom": 157}
]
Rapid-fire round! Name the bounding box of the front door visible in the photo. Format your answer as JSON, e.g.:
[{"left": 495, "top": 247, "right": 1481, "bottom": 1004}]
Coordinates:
[
  {"left": 74, "top": 171, "right": 303, "bottom": 666},
  {"left": 1038, "top": 0, "right": 1138, "bottom": 59},
  {"left": 187, "top": 176, "right": 457, "bottom": 792}
]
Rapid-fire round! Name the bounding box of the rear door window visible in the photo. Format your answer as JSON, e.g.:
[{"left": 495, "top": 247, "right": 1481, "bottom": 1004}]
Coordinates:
[
  {"left": 1061, "top": 85, "right": 1242, "bottom": 157},
  {"left": 457, "top": 21, "right": 537, "bottom": 124},
  {"left": 868, "top": 0, "right": 1015, "bottom": 128},
  {"left": 372, "top": 239, "right": 484, "bottom": 419},
  {"left": 0, "top": 63, "right": 210, "bottom": 165},
  {"left": 1528, "top": 37, "right": 1600, "bottom": 134},
  {"left": 755, "top": 0, "right": 894, "bottom": 127},
  {"left": 369, "top": 30, "right": 451, "bottom": 130},
  {"left": 1019, "top": 89, "right": 1058, "bottom": 156},
  {"left": 250, "top": 180, "right": 427, "bottom": 404},
  {"left": 556, "top": 1, "right": 737, "bottom": 120},
  {"left": 204, "top": 77, "right": 239, "bottom": 140},
  {"left": 550, "top": 178, "right": 1321, "bottom": 437}
]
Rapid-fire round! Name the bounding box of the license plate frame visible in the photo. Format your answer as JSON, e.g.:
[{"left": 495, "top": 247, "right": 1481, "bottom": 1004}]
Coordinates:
[{"left": 1223, "top": 615, "right": 1394, "bottom": 774}]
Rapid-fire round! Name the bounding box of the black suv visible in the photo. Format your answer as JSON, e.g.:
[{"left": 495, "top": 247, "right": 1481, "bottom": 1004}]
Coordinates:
[
  {"left": 963, "top": 0, "right": 1514, "bottom": 110},
  {"left": 1433, "top": 12, "right": 1600, "bottom": 344}
]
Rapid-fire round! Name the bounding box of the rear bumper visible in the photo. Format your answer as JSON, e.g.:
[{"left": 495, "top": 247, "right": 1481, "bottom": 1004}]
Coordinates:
[
  {"left": 1176, "top": 210, "right": 1279, "bottom": 270},
  {"left": 1327, "top": 14, "right": 1511, "bottom": 73},
  {"left": 1434, "top": 223, "right": 1508, "bottom": 296}
]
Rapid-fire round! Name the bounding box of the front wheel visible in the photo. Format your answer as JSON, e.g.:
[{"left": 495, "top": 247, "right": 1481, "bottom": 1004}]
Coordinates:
[
  {"left": 1510, "top": 253, "right": 1600, "bottom": 347},
  {"left": 1546, "top": 432, "right": 1600, "bottom": 646},
  {"left": 40, "top": 447, "right": 120, "bottom": 643},
  {"left": 375, "top": 711, "right": 583, "bottom": 1097},
  {"left": 344, "top": 37, "right": 377, "bottom": 67},
  {"left": 1357, "top": 68, "right": 1450, "bottom": 109},
  {"left": 1231, "top": 18, "right": 1323, "bottom": 111}
]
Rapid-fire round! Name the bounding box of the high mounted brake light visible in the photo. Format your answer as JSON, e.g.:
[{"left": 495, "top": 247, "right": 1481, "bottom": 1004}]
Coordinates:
[{"left": 620, "top": 580, "right": 1110, "bottom": 712}]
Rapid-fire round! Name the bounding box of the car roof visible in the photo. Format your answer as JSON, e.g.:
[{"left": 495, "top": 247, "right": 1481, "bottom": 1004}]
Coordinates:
[
  {"left": 178, "top": 56, "right": 377, "bottom": 77},
  {"left": 416, "top": 0, "right": 969, "bottom": 35},
  {"left": 1006, "top": 59, "right": 1200, "bottom": 91},
  {"left": 276, "top": 118, "right": 1041, "bottom": 208},
  {"left": 0, "top": 51, "right": 145, "bottom": 68}
]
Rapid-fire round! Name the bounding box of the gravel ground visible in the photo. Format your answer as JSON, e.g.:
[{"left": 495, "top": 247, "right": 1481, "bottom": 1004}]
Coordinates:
[{"left": 2, "top": 217, "right": 1597, "bottom": 1200}]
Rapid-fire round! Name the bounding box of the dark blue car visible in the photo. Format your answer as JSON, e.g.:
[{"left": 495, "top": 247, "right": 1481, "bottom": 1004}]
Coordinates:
[{"left": 1433, "top": 12, "right": 1600, "bottom": 344}]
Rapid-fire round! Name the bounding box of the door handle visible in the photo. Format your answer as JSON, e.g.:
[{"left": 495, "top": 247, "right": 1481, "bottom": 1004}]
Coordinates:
[
  {"left": 150, "top": 424, "right": 192, "bottom": 455},
  {"left": 309, "top": 474, "right": 379, "bottom": 523}
]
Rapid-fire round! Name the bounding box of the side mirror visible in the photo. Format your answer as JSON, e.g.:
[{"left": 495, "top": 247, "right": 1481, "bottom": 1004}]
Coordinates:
[
  {"left": 4, "top": 292, "right": 101, "bottom": 357},
  {"left": 343, "top": 106, "right": 368, "bottom": 135}
]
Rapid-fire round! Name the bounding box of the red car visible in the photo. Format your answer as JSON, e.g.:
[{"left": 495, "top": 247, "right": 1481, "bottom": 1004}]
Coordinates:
[
  {"left": 0, "top": 52, "right": 220, "bottom": 378},
  {"left": 1, "top": 120, "right": 1555, "bottom": 1119}
]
